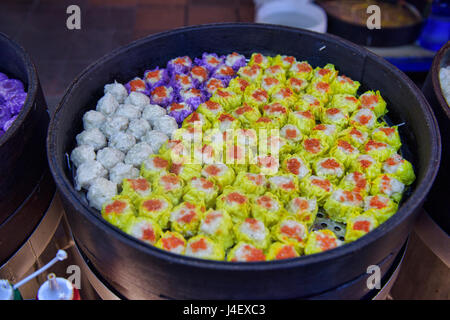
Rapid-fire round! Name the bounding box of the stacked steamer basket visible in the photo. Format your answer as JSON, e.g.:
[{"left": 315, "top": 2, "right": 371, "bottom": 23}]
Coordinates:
[
  {"left": 48, "top": 24, "right": 440, "bottom": 299},
  {"left": 0, "top": 33, "right": 55, "bottom": 265},
  {"left": 422, "top": 41, "right": 450, "bottom": 235}
]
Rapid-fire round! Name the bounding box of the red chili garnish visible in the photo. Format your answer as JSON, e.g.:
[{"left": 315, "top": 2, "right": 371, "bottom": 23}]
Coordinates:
[
  {"left": 316, "top": 82, "right": 330, "bottom": 92},
  {"left": 245, "top": 218, "right": 261, "bottom": 231},
  {"left": 257, "top": 195, "right": 273, "bottom": 209},
  {"left": 130, "top": 79, "right": 146, "bottom": 92},
  {"left": 186, "top": 112, "right": 200, "bottom": 123},
  {"left": 345, "top": 96, "right": 358, "bottom": 103},
  {"left": 170, "top": 163, "right": 182, "bottom": 175},
  {"left": 282, "top": 181, "right": 296, "bottom": 190},
  {"left": 204, "top": 212, "right": 222, "bottom": 224},
  {"left": 219, "top": 65, "right": 234, "bottom": 76},
  {"left": 169, "top": 103, "right": 185, "bottom": 111},
  {"left": 153, "top": 157, "right": 169, "bottom": 169},
  {"left": 338, "top": 140, "right": 355, "bottom": 153},
  {"left": 191, "top": 66, "right": 208, "bottom": 79},
  {"left": 162, "top": 235, "right": 185, "bottom": 250},
  {"left": 327, "top": 108, "right": 341, "bottom": 116},
  {"left": 365, "top": 140, "right": 386, "bottom": 152},
  {"left": 360, "top": 159, "right": 372, "bottom": 168},
  {"left": 190, "top": 238, "right": 208, "bottom": 252},
  {"left": 280, "top": 224, "right": 303, "bottom": 242},
  {"left": 143, "top": 199, "right": 163, "bottom": 212},
  {"left": 179, "top": 210, "right": 196, "bottom": 224},
  {"left": 285, "top": 128, "right": 298, "bottom": 139},
  {"left": 161, "top": 174, "right": 180, "bottom": 186},
  {"left": 227, "top": 192, "right": 247, "bottom": 204},
  {"left": 252, "top": 89, "right": 268, "bottom": 101},
  {"left": 316, "top": 232, "right": 337, "bottom": 250},
  {"left": 256, "top": 117, "right": 272, "bottom": 123},
  {"left": 361, "top": 94, "right": 378, "bottom": 107},
  {"left": 238, "top": 78, "right": 250, "bottom": 91},
  {"left": 296, "top": 62, "right": 312, "bottom": 73},
  {"left": 298, "top": 110, "right": 314, "bottom": 119},
  {"left": 380, "top": 127, "right": 395, "bottom": 136},
  {"left": 145, "top": 70, "right": 160, "bottom": 80},
  {"left": 236, "top": 104, "right": 253, "bottom": 115},
  {"left": 129, "top": 178, "right": 149, "bottom": 192},
  {"left": 358, "top": 114, "right": 372, "bottom": 125},
  {"left": 283, "top": 56, "right": 295, "bottom": 64},
  {"left": 153, "top": 86, "right": 169, "bottom": 98},
  {"left": 339, "top": 75, "right": 354, "bottom": 84},
  {"left": 321, "top": 158, "right": 341, "bottom": 169},
  {"left": 311, "top": 178, "right": 331, "bottom": 191},
  {"left": 205, "top": 100, "right": 220, "bottom": 110},
  {"left": 240, "top": 245, "right": 266, "bottom": 262},
  {"left": 370, "top": 196, "right": 387, "bottom": 209},
  {"left": 313, "top": 124, "right": 327, "bottom": 131},
  {"left": 289, "top": 78, "right": 304, "bottom": 87},
  {"left": 142, "top": 227, "right": 156, "bottom": 243},
  {"left": 218, "top": 113, "right": 235, "bottom": 122},
  {"left": 278, "top": 88, "right": 293, "bottom": 98},
  {"left": 318, "top": 68, "right": 331, "bottom": 76},
  {"left": 254, "top": 53, "right": 263, "bottom": 64},
  {"left": 304, "top": 138, "right": 321, "bottom": 154},
  {"left": 216, "top": 90, "right": 231, "bottom": 98},
  {"left": 204, "top": 165, "right": 221, "bottom": 176},
  {"left": 294, "top": 198, "right": 309, "bottom": 211},
  {"left": 276, "top": 245, "right": 297, "bottom": 260},
  {"left": 264, "top": 77, "right": 279, "bottom": 86},
  {"left": 105, "top": 200, "right": 126, "bottom": 215},
  {"left": 353, "top": 220, "right": 371, "bottom": 233}
]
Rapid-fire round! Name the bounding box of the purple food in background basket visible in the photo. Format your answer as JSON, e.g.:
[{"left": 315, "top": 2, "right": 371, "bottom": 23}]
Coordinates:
[
  {"left": 150, "top": 85, "right": 175, "bottom": 107},
  {"left": 0, "top": 72, "right": 8, "bottom": 81},
  {"left": 0, "top": 73, "right": 27, "bottom": 137},
  {"left": 167, "top": 56, "right": 193, "bottom": 75},
  {"left": 195, "top": 53, "right": 224, "bottom": 72},
  {"left": 2, "top": 115, "right": 18, "bottom": 132},
  {"left": 0, "top": 79, "right": 24, "bottom": 97},
  {"left": 171, "top": 73, "right": 195, "bottom": 92},
  {"left": 224, "top": 52, "right": 246, "bottom": 71},
  {"left": 178, "top": 88, "right": 205, "bottom": 110},
  {"left": 167, "top": 102, "right": 193, "bottom": 124},
  {"left": 7, "top": 92, "right": 27, "bottom": 115},
  {"left": 125, "top": 77, "right": 151, "bottom": 96},
  {"left": 143, "top": 67, "right": 169, "bottom": 89}
]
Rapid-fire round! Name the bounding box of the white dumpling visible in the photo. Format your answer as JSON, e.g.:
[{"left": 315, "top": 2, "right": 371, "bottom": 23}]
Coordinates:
[
  {"left": 96, "top": 147, "right": 125, "bottom": 169},
  {"left": 76, "top": 128, "right": 107, "bottom": 151},
  {"left": 142, "top": 104, "right": 166, "bottom": 127},
  {"left": 152, "top": 115, "right": 178, "bottom": 138},
  {"left": 83, "top": 110, "right": 106, "bottom": 130},
  {"left": 109, "top": 131, "right": 136, "bottom": 153},
  {"left": 115, "top": 104, "right": 141, "bottom": 120},
  {"left": 70, "top": 144, "right": 96, "bottom": 168},
  {"left": 141, "top": 130, "right": 168, "bottom": 154},
  {"left": 96, "top": 92, "right": 119, "bottom": 116},
  {"left": 124, "top": 91, "right": 150, "bottom": 109},
  {"left": 104, "top": 81, "right": 128, "bottom": 103},
  {"left": 124, "top": 142, "right": 153, "bottom": 167},
  {"left": 87, "top": 178, "right": 117, "bottom": 211},
  {"left": 109, "top": 162, "right": 139, "bottom": 185},
  {"left": 100, "top": 115, "right": 129, "bottom": 139},
  {"left": 126, "top": 118, "right": 151, "bottom": 140},
  {"left": 75, "top": 160, "right": 108, "bottom": 191}
]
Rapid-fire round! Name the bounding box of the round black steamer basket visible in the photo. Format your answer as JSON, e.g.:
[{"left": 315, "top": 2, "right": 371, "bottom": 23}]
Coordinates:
[
  {"left": 47, "top": 24, "right": 441, "bottom": 299},
  {"left": 0, "top": 32, "right": 54, "bottom": 264}
]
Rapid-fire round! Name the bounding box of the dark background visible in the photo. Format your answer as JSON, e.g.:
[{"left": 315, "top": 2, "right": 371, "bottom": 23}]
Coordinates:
[{"left": 0, "top": 0, "right": 255, "bottom": 111}]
